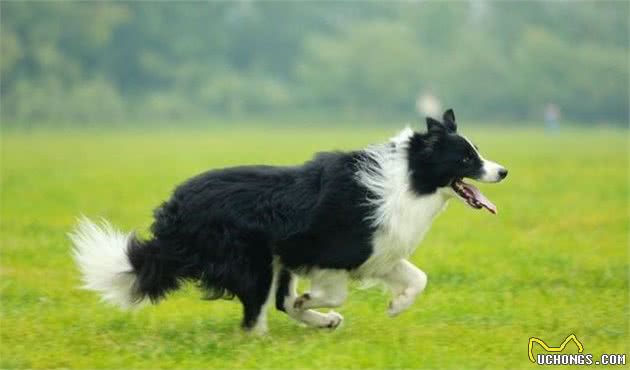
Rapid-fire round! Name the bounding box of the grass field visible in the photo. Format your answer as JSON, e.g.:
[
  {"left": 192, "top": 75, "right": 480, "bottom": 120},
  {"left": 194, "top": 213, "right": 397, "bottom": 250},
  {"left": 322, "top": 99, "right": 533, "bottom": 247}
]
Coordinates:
[{"left": 1, "top": 125, "right": 628, "bottom": 369}]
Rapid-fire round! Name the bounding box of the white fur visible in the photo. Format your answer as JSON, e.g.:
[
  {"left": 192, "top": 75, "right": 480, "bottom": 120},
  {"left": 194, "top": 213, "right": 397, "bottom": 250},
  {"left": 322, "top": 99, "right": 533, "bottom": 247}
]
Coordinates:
[
  {"left": 381, "top": 259, "right": 428, "bottom": 316},
  {"left": 480, "top": 159, "right": 505, "bottom": 182},
  {"left": 463, "top": 135, "right": 506, "bottom": 183},
  {"left": 283, "top": 272, "right": 344, "bottom": 328},
  {"left": 249, "top": 259, "right": 280, "bottom": 334},
  {"left": 298, "top": 269, "right": 348, "bottom": 309},
  {"left": 70, "top": 217, "right": 141, "bottom": 309},
  {"left": 355, "top": 128, "right": 450, "bottom": 278}
]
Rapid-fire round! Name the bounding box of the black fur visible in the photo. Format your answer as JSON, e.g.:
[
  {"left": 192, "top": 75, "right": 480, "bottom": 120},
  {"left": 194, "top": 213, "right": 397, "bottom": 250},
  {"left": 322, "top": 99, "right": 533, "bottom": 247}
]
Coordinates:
[
  {"left": 407, "top": 115, "right": 485, "bottom": 194},
  {"left": 125, "top": 151, "right": 377, "bottom": 328},
  {"left": 275, "top": 268, "right": 292, "bottom": 312},
  {"left": 118, "top": 108, "right": 493, "bottom": 329}
]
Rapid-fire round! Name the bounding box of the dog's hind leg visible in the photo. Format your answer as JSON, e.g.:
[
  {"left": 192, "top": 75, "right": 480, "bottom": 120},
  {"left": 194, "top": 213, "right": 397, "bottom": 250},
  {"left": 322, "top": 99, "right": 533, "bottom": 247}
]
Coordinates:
[
  {"left": 238, "top": 259, "right": 276, "bottom": 334},
  {"left": 275, "top": 268, "right": 343, "bottom": 329},
  {"left": 293, "top": 269, "right": 348, "bottom": 310},
  {"left": 380, "top": 259, "right": 427, "bottom": 317}
]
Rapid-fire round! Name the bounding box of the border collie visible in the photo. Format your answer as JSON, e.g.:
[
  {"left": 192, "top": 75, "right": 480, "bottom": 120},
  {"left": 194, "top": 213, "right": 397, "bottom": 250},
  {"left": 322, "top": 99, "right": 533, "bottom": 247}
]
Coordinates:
[{"left": 71, "top": 109, "right": 507, "bottom": 333}]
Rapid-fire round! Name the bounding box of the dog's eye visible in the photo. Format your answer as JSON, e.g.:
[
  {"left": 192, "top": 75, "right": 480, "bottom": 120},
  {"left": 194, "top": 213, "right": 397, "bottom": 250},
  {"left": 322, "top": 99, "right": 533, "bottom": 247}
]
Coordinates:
[{"left": 462, "top": 156, "right": 474, "bottom": 163}]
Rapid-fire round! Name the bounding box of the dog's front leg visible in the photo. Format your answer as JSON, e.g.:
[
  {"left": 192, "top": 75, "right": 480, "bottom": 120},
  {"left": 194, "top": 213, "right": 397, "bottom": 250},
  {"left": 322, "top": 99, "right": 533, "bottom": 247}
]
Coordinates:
[{"left": 380, "top": 259, "right": 428, "bottom": 316}]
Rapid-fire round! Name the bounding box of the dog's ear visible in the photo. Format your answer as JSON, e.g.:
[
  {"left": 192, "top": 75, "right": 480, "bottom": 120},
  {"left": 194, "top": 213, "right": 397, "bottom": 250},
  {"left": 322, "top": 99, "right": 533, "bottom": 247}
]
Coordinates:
[
  {"left": 426, "top": 117, "right": 446, "bottom": 133},
  {"left": 442, "top": 109, "right": 457, "bottom": 133}
]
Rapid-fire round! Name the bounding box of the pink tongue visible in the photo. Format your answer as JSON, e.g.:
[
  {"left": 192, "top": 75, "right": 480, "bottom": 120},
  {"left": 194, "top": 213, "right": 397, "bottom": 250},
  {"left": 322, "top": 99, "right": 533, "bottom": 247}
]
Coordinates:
[{"left": 462, "top": 183, "right": 497, "bottom": 214}]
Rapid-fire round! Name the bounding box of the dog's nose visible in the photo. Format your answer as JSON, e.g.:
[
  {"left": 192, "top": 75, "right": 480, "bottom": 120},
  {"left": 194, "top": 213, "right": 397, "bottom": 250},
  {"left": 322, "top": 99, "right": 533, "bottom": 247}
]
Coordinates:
[{"left": 498, "top": 168, "right": 508, "bottom": 180}]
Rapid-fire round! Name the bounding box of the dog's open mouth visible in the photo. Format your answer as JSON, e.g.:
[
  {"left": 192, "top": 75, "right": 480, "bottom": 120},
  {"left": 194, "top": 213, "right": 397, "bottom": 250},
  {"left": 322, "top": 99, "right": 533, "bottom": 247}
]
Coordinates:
[{"left": 451, "top": 179, "right": 497, "bottom": 214}]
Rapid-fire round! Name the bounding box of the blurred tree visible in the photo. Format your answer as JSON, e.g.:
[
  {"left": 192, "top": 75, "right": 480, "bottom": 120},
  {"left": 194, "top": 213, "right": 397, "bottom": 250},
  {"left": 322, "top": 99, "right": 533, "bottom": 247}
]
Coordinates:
[
  {"left": 297, "top": 21, "right": 425, "bottom": 114},
  {"left": 0, "top": 1, "right": 627, "bottom": 126}
]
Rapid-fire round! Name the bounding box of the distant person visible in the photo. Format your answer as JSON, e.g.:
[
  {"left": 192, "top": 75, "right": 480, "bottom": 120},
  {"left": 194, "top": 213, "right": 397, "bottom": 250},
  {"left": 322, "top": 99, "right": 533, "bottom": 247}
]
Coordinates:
[
  {"left": 544, "top": 103, "right": 561, "bottom": 134},
  {"left": 416, "top": 92, "right": 442, "bottom": 118}
]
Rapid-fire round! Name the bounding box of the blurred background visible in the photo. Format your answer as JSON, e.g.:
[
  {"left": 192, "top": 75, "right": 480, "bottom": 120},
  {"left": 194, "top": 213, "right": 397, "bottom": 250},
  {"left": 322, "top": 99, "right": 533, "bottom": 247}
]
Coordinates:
[
  {"left": 1, "top": 0, "right": 627, "bottom": 127},
  {"left": 1, "top": 2, "right": 628, "bottom": 369}
]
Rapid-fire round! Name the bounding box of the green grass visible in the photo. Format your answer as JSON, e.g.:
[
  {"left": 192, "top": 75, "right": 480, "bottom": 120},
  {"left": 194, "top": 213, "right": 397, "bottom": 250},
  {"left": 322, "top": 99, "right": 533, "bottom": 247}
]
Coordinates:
[{"left": 1, "top": 125, "right": 628, "bottom": 369}]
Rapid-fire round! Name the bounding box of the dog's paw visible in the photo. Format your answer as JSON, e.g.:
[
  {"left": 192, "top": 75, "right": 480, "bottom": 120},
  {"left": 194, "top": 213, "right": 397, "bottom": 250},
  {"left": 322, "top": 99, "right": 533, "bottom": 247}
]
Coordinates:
[
  {"left": 387, "top": 293, "right": 415, "bottom": 317},
  {"left": 293, "top": 293, "right": 311, "bottom": 310},
  {"left": 247, "top": 323, "right": 269, "bottom": 336},
  {"left": 322, "top": 311, "right": 343, "bottom": 329}
]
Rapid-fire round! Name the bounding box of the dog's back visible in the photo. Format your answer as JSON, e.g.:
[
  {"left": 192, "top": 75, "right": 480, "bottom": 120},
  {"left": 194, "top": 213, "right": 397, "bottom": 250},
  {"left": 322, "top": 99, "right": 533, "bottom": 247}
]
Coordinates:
[
  {"left": 73, "top": 150, "right": 376, "bottom": 329},
  {"left": 71, "top": 109, "right": 508, "bottom": 333}
]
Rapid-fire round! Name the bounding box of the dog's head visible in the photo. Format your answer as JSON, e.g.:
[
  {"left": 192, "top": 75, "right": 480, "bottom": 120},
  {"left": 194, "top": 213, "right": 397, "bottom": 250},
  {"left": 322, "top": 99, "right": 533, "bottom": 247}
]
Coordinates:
[{"left": 406, "top": 109, "right": 508, "bottom": 214}]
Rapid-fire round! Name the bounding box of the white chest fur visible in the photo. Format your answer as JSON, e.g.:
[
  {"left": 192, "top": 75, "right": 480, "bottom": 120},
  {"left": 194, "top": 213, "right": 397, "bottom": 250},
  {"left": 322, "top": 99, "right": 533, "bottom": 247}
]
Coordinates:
[
  {"left": 354, "top": 127, "right": 450, "bottom": 278},
  {"left": 357, "top": 191, "right": 449, "bottom": 277}
]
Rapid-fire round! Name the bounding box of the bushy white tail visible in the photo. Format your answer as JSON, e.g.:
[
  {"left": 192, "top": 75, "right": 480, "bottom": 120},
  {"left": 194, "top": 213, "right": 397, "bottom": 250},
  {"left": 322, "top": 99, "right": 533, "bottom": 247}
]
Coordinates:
[{"left": 70, "top": 217, "right": 143, "bottom": 309}]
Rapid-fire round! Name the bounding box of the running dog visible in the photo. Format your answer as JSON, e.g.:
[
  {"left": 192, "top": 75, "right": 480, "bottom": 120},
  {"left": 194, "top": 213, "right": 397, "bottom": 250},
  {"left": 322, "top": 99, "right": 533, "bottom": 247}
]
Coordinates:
[{"left": 71, "top": 109, "right": 508, "bottom": 333}]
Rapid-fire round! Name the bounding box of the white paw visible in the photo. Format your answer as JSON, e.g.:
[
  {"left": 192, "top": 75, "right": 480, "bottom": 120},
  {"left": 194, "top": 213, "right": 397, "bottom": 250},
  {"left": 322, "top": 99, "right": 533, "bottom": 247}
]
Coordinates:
[
  {"left": 247, "top": 320, "right": 269, "bottom": 335},
  {"left": 322, "top": 311, "right": 343, "bottom": 329},
  {"left": 387, "top": 292, "right": 417, "bottom": 317},
  {"left": 250, "top": 325, "right": 269, "bottom": 336}
]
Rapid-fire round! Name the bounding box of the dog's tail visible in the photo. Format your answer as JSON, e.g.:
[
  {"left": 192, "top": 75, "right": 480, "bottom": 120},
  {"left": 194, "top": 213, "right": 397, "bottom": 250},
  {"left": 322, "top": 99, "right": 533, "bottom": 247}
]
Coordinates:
[{"left": 70, "top": 217, "right": 189, "bottom": 309}]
